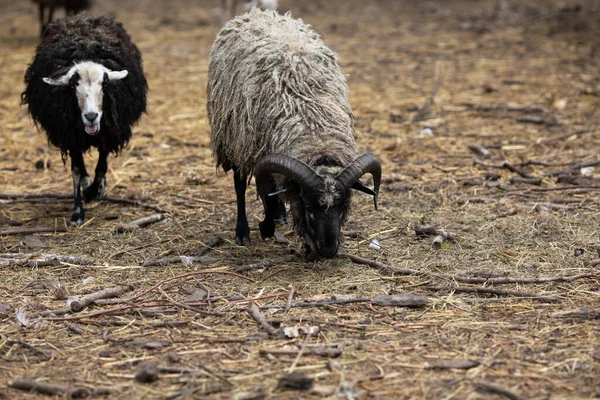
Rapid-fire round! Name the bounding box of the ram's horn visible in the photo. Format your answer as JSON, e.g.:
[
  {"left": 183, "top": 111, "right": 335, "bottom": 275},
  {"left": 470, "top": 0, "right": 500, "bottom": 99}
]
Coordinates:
[
  {"left": 254, "top": 154, "right": 324, "bottom": 199},
  {"left": 336, "top": 152, "right": 382, "bottom": 209}
]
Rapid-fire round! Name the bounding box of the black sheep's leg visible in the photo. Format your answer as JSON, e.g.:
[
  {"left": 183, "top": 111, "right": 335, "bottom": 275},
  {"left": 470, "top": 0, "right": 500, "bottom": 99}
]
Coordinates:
[
  {"left": 83, "top": 149, "right": 108, "bottom": 201},
  {"left": 234, "top": 170, "right": 251, "bottom": 247},
  {"left": 258, "top": 176, "right": 278, "bottom": 239},
  {"left": 274, "top": 199, "right": 287, "bottom": 225},
  {"left": 47, "top": 6, "right": 54, "bottom": 25},
  {"left": 70, "top": 150, "right": 89, "bottom": 226},
  {"left": 39, "top": 5, "right": 45, "bottom": 36}
]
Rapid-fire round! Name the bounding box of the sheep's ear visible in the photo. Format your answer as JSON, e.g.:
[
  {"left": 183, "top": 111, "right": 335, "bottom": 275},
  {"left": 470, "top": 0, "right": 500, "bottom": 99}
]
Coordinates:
[
  {"left": 107, "top": 70, "right": 128, "bottom": 81},
  {"left": 43, "top": 75, "right": 70, "bottom": 86}
]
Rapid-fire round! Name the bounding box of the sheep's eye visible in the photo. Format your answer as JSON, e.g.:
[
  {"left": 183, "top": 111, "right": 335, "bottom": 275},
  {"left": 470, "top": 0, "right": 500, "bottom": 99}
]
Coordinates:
[{"left": 69, "top": 72, "right": 80, "bottom": 87}]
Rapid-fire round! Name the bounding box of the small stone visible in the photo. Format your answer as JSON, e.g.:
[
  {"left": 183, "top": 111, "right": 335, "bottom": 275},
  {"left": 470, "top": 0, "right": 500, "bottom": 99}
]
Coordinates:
[
  {"left": 135, "top": 361, "right": 159, "bottom": 383},
  {"left": 419, "top": 127, "right": 433, "bottom": 136},
  {"left": 277, "top": 371, "right": 314, "bottom": 391},
  {"left": 167, "top": 351, "right": 180, "bottom": 364},
  {"left": 574, "top": 248, "right": 585, "bottom": 257}
]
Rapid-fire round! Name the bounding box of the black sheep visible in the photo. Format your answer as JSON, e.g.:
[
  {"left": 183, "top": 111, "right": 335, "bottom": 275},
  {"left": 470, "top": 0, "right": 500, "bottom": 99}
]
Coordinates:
[
  {"left": 32, "top": 0, "right": 92, "bottom": 36},
  {"left": 22, "top": 14, "right": 148, "bottom": 225}
]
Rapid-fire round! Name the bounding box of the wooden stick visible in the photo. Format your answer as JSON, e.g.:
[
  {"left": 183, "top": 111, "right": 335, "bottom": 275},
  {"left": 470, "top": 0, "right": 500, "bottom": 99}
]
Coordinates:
[
  {"left": 475, "top": 382, "right": 526, "bottom": 400},
  {"left": 70, "top": 285, "right": 132, "bottom": 312},
  {"left": 0, "top": 253, "right": 95, "bottom": 267},
  {"left": 115, "top": 213, "right": 165, "bottom": 233},
  {"left": 0, "top": 192, "right": 168, "bottom": 213},
  {"left": 247, "top": 303, "right": 278, "bottom": 335},
  {"left": 260, "top": 347, "right": 342, "bottom": 358},
  {"left": 0, "top": 226, "right": 67, "bottom": 236},
  {"left": 552, "top": 308, "right": 600, "bottom": 319},
  {"left": 7, "top": 379, "right": 92, "bottom": 398},
  {"left": 423, "top": 286, "right": 560, "bottom": 303},
  {"left": 285, "top": 286, "right": 295, "bottom": 312},
  {"left": 340, "top": 252, "right": 600, "bottom": 285}
]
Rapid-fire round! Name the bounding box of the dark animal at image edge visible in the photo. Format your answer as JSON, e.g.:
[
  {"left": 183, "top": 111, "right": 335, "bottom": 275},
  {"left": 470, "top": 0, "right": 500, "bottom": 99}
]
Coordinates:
[
  {"left": 22, "top": 14, "right": 148, "bottom": 225},
  {"left": 32, "top": 0, "right": 92, "bottom": 36},
  {"left": 207, "top": 9, "right": 382, "bottom": 259}
]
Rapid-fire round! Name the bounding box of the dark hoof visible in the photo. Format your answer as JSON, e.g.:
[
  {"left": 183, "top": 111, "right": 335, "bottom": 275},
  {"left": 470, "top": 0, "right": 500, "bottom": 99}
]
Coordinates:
[
  {"left": 236, "top": 235, "right": 251, "bottom": 247},
  {"left": 70, "top": 210, "right": 85, "bottom": 226},
  {"left": 83, "top": 178, "right": 106, "bottom": 202},
  {"left": 259, "top": 219, "right": 276, "bottom": 239}
]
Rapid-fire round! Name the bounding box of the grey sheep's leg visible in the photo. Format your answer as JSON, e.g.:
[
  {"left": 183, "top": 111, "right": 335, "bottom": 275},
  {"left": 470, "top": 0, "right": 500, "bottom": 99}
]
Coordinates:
[
  {"left": 70, "top": 151, "right": 89, "bottom": 226},
  {"left": 234, "top": 170, "right": 251, "bottom": 247},
  {"left": 83, "top": 149, "right": 107, "bottom": 201}
]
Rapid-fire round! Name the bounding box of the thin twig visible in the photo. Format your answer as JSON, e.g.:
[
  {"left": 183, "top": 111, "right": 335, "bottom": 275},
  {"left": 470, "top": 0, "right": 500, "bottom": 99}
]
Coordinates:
[
  {"left": 475, "top": 382, "right": 526, "bottom": 400},
  {"left": 0, "top": 226, "right": 67, "bottom": 236},
  {"left": 285, "top": 286, "right": 295, "bottom": 312},
  {"left": 7, "top": 379, "right": 93, "bottom": 398},
  {"left": 247, "top": 303, "right": 279, "bottom": 335},
  {"left": 115, "top": 213, "right": 165, "bottom": 233},
  {"left": 423, "top": 286, "right": 560, "bottom": 303},
  {"left": 340, "top": 253, "right": 600, "bottom": 285},
  {"left": 70, "top": 285, "right": 132, "bottom": 312}
]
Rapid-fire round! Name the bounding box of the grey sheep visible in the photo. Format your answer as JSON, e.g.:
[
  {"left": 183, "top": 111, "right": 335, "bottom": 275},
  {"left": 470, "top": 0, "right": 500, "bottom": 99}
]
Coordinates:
[{"left": 207, "top": 9, "right": 381, "bottom": 259}]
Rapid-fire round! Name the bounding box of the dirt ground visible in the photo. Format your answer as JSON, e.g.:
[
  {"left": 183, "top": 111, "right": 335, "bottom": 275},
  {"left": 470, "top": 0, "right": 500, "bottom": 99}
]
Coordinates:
[{"left": 1, "top": 0, "right": 599, "bottom": 398}]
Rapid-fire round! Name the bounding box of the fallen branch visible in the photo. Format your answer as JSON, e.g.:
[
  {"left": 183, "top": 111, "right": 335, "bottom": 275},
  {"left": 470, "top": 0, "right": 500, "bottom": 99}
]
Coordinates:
[
  {"left": 0, "top": 192, "right": 168, "bottom": 213},
  {"left": 413, "top": 224, "right": 453, "bottom": 248},
  {"left": 475, "top": 381, "right": 526, "bottom": 400},
  {"left": 492, "top": 207, "right": 518, "bottom": 219},
  {"left": 543, "top": 159, "right": 600, "bottom": 178},
  {"left": 0, "top": 226, "right": 67, "bottom": 236},
  {"left": 70, "top": 285, "right": 132, "bottom": 312},
  {"left": 115, "top": 213, "right": 165, "bottom": 233},
  {"left": 0, "top": 253, "right": 95, "bottom": 268},
  {"left": 234, "top": 259, "right": 276, "bottom": 273},
  {"left": 247, "top": 303, "right": 278, "bottom": 335},
  {"left": 285, "top": 286, "right": 295, "bottom": 312},
  {"left": 551, "top": 308, "right": 600, "bottom": 320},
  {"left": 423, "top": 285, "right": 560, "bottom": 303},
  {"left": 539, "top": 128, "right": 592, "bottom": 146},
  {"left": 142, "top": 255, "right": 217, "bottom": 267},
  {"left": 339, "top": 252, "right": 600, "bottom": 285},
  {"left": 7, "top": 379, "right": 93, "bottom": 398},
  {"left": 584, "top": 258, "right": 600, "bottom": 267},
  {"left": 502, "top": 161, "right": 533, "bottom": 178},
  {"left": 468, "top": 144, "right": 491, "bottom": 159},
  {"left": 260, "top": 347, "right": 342, "bottom": 358},
  {"left": 460, "top": 102, "right": 548, "bottom": 114}
]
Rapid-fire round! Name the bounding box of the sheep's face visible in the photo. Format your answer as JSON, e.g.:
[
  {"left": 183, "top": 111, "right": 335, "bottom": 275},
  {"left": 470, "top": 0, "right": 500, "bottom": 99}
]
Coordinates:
[
  {"left": 43, "top": 61, "right": 128, "bottom": 136},
  {"left": 294, "top": 172, "right": 351, "bottom": 259}
]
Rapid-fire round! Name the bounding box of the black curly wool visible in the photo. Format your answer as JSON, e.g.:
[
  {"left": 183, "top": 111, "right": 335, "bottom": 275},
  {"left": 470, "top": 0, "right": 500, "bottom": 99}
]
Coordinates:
[{"left": 22, "top": 14, "right": 148, "bottom": 157}]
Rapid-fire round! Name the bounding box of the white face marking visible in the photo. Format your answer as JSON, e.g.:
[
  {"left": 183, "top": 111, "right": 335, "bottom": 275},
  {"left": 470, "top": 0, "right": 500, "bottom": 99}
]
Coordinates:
[{"left": 43, "top": 61, "right": 128, "bottom": 136}]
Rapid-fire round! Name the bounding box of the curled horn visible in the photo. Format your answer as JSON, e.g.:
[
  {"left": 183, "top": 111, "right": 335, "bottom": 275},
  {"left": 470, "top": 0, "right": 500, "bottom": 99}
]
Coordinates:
[
  {"left": 254, "top": 154, "right": 324, "bottom": 198},
  {"left": 336, "top": 152, "right": 382, "bottom": 209}
]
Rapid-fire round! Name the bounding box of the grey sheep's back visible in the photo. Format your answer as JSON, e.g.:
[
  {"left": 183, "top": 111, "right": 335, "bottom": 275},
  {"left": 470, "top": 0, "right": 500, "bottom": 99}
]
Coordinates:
[{"left": 207, "top": 8, "right": 357, "bottom": 177}]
